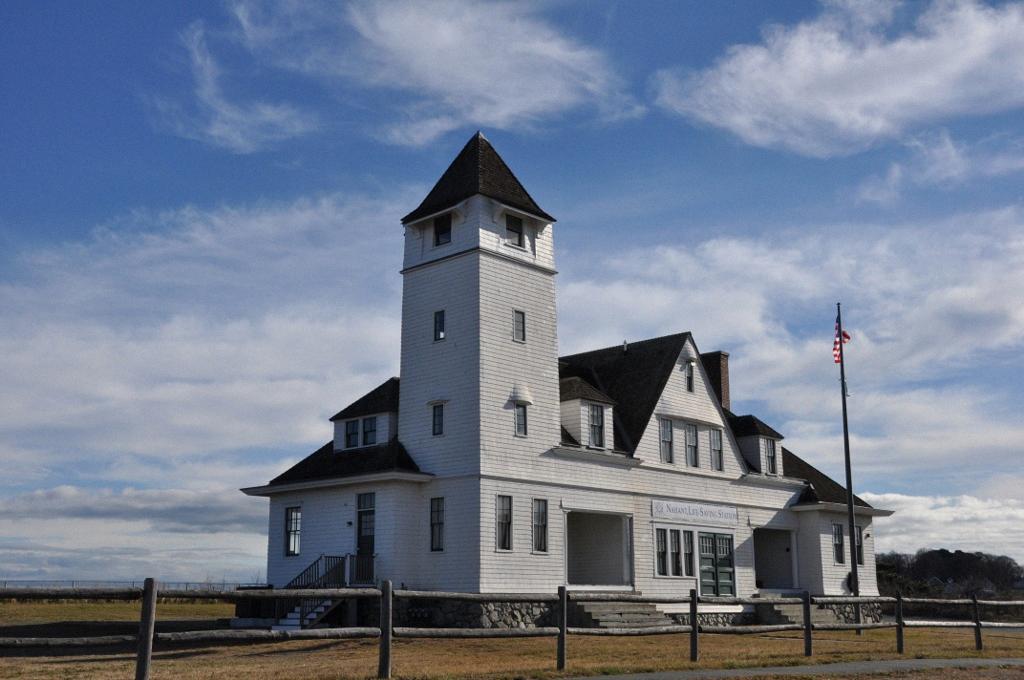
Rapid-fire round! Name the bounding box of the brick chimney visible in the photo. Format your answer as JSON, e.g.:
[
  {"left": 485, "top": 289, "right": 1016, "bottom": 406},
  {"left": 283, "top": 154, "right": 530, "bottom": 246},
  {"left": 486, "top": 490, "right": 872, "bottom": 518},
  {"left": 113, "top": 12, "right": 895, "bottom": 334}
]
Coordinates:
[{"left": 700, "top": 351, "right": 730, "bottom": 411}]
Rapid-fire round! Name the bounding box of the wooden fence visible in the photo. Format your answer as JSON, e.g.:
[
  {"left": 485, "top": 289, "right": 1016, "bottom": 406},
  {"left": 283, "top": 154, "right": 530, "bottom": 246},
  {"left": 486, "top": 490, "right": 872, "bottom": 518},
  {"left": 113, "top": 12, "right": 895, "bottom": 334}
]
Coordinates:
[{"left": 1, "top": 581, "right": 1022, "bottom": 679}]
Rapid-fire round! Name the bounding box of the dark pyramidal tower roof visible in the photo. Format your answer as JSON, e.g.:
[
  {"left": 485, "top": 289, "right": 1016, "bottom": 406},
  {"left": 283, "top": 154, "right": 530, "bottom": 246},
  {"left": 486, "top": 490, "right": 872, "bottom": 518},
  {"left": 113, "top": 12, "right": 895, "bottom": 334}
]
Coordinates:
[{"left": 401, "top": 132, "right": 555, "bottom": 224}]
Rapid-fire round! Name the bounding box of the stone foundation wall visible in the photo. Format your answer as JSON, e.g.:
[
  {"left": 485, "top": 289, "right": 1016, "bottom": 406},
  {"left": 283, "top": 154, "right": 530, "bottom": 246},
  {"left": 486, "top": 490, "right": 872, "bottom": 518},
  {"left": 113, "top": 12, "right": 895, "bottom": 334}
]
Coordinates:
[
  {"left": 387, "top": 599, "right": 555, "bottom": 628},
  {"left": 667, "top": 612, "right": 756, "bottom": 626},
  {"left": 819, "top": 602, "right": 883, "bottom": 623}
]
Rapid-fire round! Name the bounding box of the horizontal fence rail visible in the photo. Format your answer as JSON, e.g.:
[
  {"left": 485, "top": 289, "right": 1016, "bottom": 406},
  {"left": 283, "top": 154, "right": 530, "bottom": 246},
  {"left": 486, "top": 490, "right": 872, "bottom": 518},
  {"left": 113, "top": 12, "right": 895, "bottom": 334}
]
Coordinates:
[{"left": 2, "top": 581, "right": 1022, "bottom": 679}]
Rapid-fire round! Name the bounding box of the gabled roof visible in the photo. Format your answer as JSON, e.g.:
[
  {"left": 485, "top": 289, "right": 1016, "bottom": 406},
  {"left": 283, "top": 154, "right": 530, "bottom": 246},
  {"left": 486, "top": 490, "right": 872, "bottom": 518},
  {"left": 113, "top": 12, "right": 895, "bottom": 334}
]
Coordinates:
[
  {"left": 267, "top": 438, "right": 421, "bottom": 487},
  {"left": 401, "top": 132, "right": 555, "bottom": 224},
  {"left": 330, "top": 377, "right": 400, "bottom": 422},
  {"left": 726, "top": 411, "right": 785, "bottom": 440},
  {"left": 559, "top": 332, "right": 691, "bottom": 453},
  {"left": 782, "top": 447, "right": 871, "bottom": 508},
  {"left": 559, "top": 376, "right": 616, "bottom": 405}
]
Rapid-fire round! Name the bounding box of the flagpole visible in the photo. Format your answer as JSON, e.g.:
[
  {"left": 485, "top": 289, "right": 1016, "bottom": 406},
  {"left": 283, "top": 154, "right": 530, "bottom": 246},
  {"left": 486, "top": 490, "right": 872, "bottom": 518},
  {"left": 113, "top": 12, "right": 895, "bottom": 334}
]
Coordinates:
[{"left": 836, "top": 302, "right": 861, "bottom": 627}]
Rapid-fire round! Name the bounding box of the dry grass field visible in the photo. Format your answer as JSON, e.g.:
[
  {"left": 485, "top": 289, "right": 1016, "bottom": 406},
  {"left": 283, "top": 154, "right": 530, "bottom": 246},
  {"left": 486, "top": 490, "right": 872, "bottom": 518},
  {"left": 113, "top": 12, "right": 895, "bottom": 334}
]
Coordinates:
[{"left": 1, "top": 602, "right": 1023, "bottom": 679}]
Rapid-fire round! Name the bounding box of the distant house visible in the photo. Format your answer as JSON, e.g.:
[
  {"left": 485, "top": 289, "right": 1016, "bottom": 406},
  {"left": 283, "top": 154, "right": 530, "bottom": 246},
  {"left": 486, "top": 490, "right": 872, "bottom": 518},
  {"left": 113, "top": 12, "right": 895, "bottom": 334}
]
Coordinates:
[{"left": 242, "top": 132, "right": 893, "bottom": 600}]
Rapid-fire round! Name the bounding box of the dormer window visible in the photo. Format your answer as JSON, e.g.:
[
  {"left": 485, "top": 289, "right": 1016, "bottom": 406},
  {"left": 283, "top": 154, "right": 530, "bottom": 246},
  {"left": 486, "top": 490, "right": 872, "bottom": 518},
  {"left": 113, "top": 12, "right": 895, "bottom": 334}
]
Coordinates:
[
  {"left": 362, "top": 417, "right": 377, "bottom": 446},
  {"left": 588, "top": 403, "right": 605, "bottom": 448},
  {"left": 506, "top": 215, "right": 524, "bottom": 247},
  {"left": 344, "top": 420, "right": 359, "bottom": 448},
  {"left": 433, "top": 213, "right": 452, "bottom": 246},
  {"left": 765, "top": 438, "right": 778, "bottom": 474}
]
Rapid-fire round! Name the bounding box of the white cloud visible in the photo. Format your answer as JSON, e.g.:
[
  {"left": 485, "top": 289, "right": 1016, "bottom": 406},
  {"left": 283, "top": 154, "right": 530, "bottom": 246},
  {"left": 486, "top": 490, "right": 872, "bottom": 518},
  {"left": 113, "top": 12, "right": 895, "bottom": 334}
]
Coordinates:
[
  {"left": 152, "top": 21, "right": 318, "bottom": 153},
  {"left": 231, "top": 0, "right": 641, "bottom": 146},
  {"left": 863, "top": 492, "right": 1024, "bottom": 562},
  {"left": 0, "top": 189, "right": 413, "bottom": 492},
  {"left": 652, "top": 1, "right": 1024, "bottom": 157},
  {"left": 858, "top": 130, "right": 1024, "bottom": 203}
]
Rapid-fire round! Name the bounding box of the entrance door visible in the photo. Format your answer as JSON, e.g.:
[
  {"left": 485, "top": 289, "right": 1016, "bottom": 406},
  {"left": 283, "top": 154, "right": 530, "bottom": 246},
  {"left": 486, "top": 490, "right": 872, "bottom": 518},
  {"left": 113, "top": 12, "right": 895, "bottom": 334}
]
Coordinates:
[
  {"left": 355, "top": 492, "right": 375, "bottom": 583},
  {"left": 698, "top": 532, "right": 735, "bottom": 596}
]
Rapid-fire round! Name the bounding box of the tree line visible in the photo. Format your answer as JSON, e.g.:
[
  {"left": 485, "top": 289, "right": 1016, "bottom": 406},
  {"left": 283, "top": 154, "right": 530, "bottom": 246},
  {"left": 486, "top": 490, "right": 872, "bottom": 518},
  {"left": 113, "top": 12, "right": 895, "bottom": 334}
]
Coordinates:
[{"left": 877, "top": 548, "right": 1024, "bottom": 596}]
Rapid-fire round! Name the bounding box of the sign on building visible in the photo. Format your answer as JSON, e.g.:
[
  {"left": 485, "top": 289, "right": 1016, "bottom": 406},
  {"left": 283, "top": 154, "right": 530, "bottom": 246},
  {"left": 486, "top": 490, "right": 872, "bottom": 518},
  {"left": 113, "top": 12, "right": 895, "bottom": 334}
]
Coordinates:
[{"left": 651, "top": 499, "right": 738, "bottom": 526}]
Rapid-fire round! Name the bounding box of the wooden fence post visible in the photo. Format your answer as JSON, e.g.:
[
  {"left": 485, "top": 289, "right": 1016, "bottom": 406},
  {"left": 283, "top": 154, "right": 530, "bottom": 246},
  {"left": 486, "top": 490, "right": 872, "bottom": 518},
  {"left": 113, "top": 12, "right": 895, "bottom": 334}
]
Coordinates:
[
  {"left": 557, "top": 586, "right": 567, "bottom": 671},
  {"left": 801, "top": 591, "right": 812, "bottom": 657},
  {"left": 134, "top": 577, "right": 158, "bottom": 680},
  {"left": 972, "top": 594, "right": 983, "bottom": 651},
  {"left": 378, "top": 580, "right": 392, "bottom": 679},
  {"left": 895, "top": 592, "right": 904, "bottom": 654},
  {"left": 689, "top": 589, "right": 698, "bottom": 663}
]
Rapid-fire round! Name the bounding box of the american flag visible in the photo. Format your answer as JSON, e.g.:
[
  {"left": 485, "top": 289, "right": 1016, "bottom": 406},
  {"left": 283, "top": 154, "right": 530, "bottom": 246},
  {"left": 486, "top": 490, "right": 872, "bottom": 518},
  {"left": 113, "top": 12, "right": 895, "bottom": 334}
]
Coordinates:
[{"left": 833, "top": 315, "right": 851, "bottom": 364}]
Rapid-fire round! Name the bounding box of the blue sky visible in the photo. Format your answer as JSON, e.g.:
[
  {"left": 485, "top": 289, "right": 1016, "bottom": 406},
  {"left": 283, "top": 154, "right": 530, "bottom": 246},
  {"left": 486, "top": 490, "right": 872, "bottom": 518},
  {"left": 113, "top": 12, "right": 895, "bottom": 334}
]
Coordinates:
[{"left": 2, "top": 0, "right": 1024, "bottom": 581}]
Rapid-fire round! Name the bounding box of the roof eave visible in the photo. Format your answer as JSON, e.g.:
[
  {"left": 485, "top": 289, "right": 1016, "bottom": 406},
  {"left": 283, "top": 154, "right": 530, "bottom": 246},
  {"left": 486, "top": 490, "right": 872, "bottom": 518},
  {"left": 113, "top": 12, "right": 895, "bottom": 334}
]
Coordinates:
[
  {"left": 241, "top": 470, "right": 434, "bottom": 496},
  {"left": 788, "top": 501, "right": 893, "bottom": 517}
]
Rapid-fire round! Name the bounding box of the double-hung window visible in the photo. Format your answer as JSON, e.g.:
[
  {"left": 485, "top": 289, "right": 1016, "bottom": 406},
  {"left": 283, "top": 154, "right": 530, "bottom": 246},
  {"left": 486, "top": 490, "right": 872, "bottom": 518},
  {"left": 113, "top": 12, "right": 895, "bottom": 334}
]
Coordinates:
[
  {"left": 685, "top": 423, "right": 698, "bottom": 467},
  {"left": 506, "top": 215, "right": 524, "bottom": 247},
  {"left": 589, "top": 404, "right": 605, "bottom": 448},
  {"left": 765, "top": 439, "right": 778, "bottom": 474},
  {"left": 683, "top": 361, "right": 695, "bottom": 392},
  {"left": 832, "top": 523, "right": 845, "bottom": 564},
  {"left": 513, "top": 310, "right": 526, "bottom": 342},
  {"left": 430, "top": 497, "right": 444, "bottom": 552},
  {"left": 432, "top": 404, "right": 444, "bottom": 436},
  {"left": 659, "top": 419, "right": 673, "bottom": 463},
  {"left": 362, "top": 417, "right": 377, "bottom": 446},
  {"left": 496, "top": 495, "right": 513, "bottom": 551},
  {"left": 433, "top": 310, "right": 446, "bottom": 341},
  {"left": 515, "top": 403, "right": 528, "bottom": 437},
  {"left": 433, "top": 214, "right": 451, "bottom": 246},
  {"left": 532, "top": 499, "right": 548, "bottom": 552},
  {"left": 285, "top": 506, "right": 301, "bottom": 556},
  {"left": 669, "top": 529, "right": 682, "bottom": 576},
  {"left": 710, "top": 429, "right": 724, "bottom": 471},
  {"left": 683, "top": 531, "right": 695, "bottom": 576},
  {"left": 344, "top": 420, "right": 359, "bottom": 448},
  {"left": 655, "top": 528, "right": 668, "bottom": 576}
]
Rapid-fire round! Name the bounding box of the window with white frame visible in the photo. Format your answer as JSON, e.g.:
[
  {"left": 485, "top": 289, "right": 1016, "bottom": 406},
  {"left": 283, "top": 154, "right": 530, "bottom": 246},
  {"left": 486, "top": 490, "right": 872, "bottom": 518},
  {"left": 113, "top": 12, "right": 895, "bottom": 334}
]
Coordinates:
[
  {"left": 669, "top": 529, "right": 682, "bottom": 576},
  {"left": 765, "top": 439, "right": 778, "bottom": 474},
  {"left": 430, "top": 497, "right": 444, "bottom": 552},
  {"left": 685, "top": 423, "right": 698, "bottom": 467},
  {"left": 285, "top": 506, "right": 301, "bottom": 556},
  {"left": 684, "top": 531, "right": 695, "bottom": 576},
  {"left": 659, "top": 419, "right": 673, "bottom": 463},
  {"left": 532, "top": 499, "right": 547, "bottom": 552},
  {"left": 856, "top": 525, "right": 864, "bottom": 565},
  {"left": 433, "top": 310, "right": 445, "bottom": 341},
  {"left": 683, "top": 360, "right": 695, "bottom": 392},
  {"left": 655, "top": 528, "right": 668, "bottom": 576},
  {"left": 588, "top": 403, "right": 605, "bottom": 448},
  {"left": 362, "top": 417, "right": 377, "bottom": 446},
  {"left": 513, "top": 310, "right": 526, "bottom": 342},
  {"left": 344, "top": 420, "right": 359, "bottom": 448},
  {"left": 506, "top": 214, "right": 524, "bottom": 247},
  {"left": 832, "top": 523, "right": 845, "bottom": 564},
  {"left": 710, "top": 429, "right": 724, "bottom": 471},
  {"left": 432, "top": 404, "right": 444, "bottom": 436},
  {"left": 515, "top": 403, "right": 528, "bottom": 437},
  {"left": 433, "top": 213, "right": 451, "bottom": 246},
  {"left": 496, "top": 495, "right": 513, "bottom": 551}
]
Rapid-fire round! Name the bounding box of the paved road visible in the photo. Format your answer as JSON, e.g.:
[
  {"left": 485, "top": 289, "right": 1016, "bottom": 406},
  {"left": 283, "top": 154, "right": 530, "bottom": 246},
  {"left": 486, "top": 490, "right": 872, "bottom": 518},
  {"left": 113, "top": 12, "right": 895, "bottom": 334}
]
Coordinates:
[{"left": 570, "top": 657, "right": 1024, "bottom": 679}]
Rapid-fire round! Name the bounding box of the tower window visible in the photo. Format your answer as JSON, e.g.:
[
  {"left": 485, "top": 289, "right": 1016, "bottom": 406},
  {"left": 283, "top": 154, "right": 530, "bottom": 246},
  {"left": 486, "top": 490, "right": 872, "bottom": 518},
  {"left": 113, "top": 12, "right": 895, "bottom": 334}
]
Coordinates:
[
  {"left": 433, "top": 214, "right": 452, "bottom": 246},
  {"left": 765, "top": 438, "right": 778, "bottom": 475},
  {"left": 683, "top": 360, "right": 695, "bottom": 392},
  {"left": 285, "top": 506, "right": 301, "bottom": 556},
  {"left": 506, "top": 215, "right": 524, "bottom": 247},
  {"left": 496, "top": 495, "right": 513, "bottom": 551},
  {"left": 430, "top": 497, "right": 444, "bottom": 552},
  {"left": 513, "top": 310, "right": 526, "bottom": 342},
  {"left": 515, "top": 403, "right": 528, "bottom": 437},
  {"left": 433, "top": 310, "right": 446, "bottom": 341},
  {"left": 432, "top": 403, "right": 444, "bottom": 436}
]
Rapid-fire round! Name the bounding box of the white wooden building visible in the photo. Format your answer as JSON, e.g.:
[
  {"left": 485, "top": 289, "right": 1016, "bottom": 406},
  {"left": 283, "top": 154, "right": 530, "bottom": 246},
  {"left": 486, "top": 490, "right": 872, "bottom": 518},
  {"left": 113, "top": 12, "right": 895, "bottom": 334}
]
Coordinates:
[{"left": 243, "top": 133, "right": 892, "bottom": 600}]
